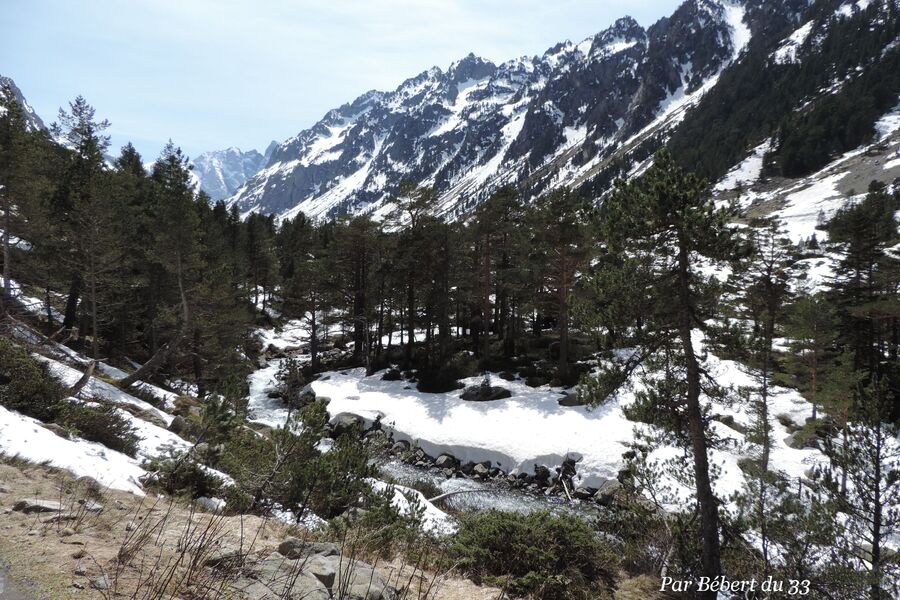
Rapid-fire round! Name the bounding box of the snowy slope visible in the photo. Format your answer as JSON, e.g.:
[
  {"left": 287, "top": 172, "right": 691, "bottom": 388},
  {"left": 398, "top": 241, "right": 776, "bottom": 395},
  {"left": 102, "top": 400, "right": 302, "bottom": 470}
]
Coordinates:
[
  {"left": 229, "top": 0, "right": 772, "bottom": 222},
  {"left": 0, "top": 75, "right": 46, "bottom": 132}
]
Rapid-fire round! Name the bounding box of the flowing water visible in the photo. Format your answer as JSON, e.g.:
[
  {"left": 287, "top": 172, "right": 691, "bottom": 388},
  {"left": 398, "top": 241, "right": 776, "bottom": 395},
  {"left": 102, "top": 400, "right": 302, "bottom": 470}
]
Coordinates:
[{"left": 378, "top": 459, "right": 604, "bottom": 519}]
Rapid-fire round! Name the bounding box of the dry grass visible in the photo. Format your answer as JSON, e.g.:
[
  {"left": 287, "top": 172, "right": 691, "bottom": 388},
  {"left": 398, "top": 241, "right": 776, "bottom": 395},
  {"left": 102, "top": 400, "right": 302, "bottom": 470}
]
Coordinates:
[{"left": 0, "top": 460, "right": 501, "bottom": 600}]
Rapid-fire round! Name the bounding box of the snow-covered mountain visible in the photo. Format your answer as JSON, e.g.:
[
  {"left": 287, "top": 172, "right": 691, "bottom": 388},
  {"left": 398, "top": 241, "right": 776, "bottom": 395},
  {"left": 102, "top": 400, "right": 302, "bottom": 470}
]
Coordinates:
[
  {"left": 227, "top": 0, "right": 814, "bottom": 221},
  {"left": 0, "top": 75, "right": 46, "bottom": 132},
  {"left": 191, "top": 143, "right": 275, "bottom": 201}
]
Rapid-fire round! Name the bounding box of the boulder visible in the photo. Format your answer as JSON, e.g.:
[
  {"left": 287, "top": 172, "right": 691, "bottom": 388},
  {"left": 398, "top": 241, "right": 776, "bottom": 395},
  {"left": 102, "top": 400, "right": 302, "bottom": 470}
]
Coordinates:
[
  {"left": 204, "top": 548, "right": 246, "bottom": 569},
  {"left": 168, "top": 415, "right": 188, "bottom": 435},
  {"left": 329, "top": 413, "right": 367, "bottom": 438},
  {"left": 278, "top": 537, "right": 341, "bottom": 560},
  {"left": 390, "top": 440, "right": 411, "bottom": 454},
  {"left": 233, "top": 555, "right": 329, "bottom": 600},
  {"left": 594, "top": 479, "right": 622, "bottom": 506},
  {"left": 12, "top": 498, "right": 62, "bottom": 513},
  {"left": 41, "top": 422, "right": 70, "bottom": 439},
  {"left": 785, "top": 432, "right": 820, "bottom": 450},
  {"left": 472, "top": 463, "right": 490, "bottom": 478},
  {"left": 533, "top": 465, "right": 551, "bottom": 484},
  {"left": 232, "top": 550, "right": 398, "bottom": 600},
  {"left": 573, "top": 487, "right": 596, "bottom": 500},
  {"left": 434, "top": 454, "right": 458, "bottom": 469},
  {"left": 460, "top": 385, "right": 512, "bottom": 402},
  {"left": 91, "top": 575, "right": 111, "bottom": 591},
  {"left": 557, "top": 393, "right": 583, "bottom": 407}
]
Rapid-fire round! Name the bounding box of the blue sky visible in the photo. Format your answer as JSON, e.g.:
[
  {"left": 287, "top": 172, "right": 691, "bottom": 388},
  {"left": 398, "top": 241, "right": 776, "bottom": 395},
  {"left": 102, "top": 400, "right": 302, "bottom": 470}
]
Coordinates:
[{"left": 1, "top": 0, "right": 682, "bottom": 161}]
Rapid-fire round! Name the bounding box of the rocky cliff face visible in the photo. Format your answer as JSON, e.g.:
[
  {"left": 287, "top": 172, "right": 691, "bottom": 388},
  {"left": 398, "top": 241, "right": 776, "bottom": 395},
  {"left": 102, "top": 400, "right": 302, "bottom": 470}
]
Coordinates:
[
  {"left": 191, "top": 145, "right": 275, "bottom": 201},
  {"left": 228, "top": 0, "right": 808, "bottom": 221},
  {"left": 0, "top": 75, "right": 46, "bottom": 132}
]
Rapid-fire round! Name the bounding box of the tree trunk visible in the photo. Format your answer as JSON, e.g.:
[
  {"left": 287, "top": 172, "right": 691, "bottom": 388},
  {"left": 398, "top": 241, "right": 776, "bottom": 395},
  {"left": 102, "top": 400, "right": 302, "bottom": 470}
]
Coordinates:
[
  {"left": 676, "top": 237, "right": 721, "bottom": 594},
  {"left": 1, "top": 195, "right": 10, "bottom": 311},
  {"left": 118, "top": 255, "right": 190, "bottom": 388},
  {"left": 406, "top": 282, "right": 415, "bottom": 365},
  {"left": 63, "top": 277, "right": 81, "bottom": 331},
  {"left": 310, "top": 302, "right": 319, "bottom": 371},
  {"left": 558, "top": 253, "right": 569, "bottom": 381}
]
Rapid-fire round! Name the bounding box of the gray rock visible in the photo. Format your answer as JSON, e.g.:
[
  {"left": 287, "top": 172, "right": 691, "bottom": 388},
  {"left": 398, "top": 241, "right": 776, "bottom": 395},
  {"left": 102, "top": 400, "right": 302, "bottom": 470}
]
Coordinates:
[
  {"left": 204, "top": 548, "right": 245, "bottom": 569},
  {"left": 390, "top": 440, "right": 410, "bottom": 453},
  {"left": 434, "top": 454, "right": 458, "bottom": 469},
  {"left": 278, "top": 537, "right": 340, "bottom": 560},
  {"left": 306, "top": 555, "right": 337, "bottom": 589},
  {"left": 473, "top": 463, "right": 490, "bottom": 478},
  {"left": 460, "top": 385, "right": 512, "bottom": 402},
  {"left": 168, "top": 415, "right": 188, "bottom": 435},
  {"left": 12, "top": 498, "right": 62, "bottom": 513},
  {"left": 79, "top": 499, "right": 104, "bottom": 513},
  {"left": 233, "top": 555, "right": 329, "bottom": 600},
  {"left": 330, "top": 412, "right": 367, "bottom": 438},
  {"left": 573, "top": 486, "right": 596, "bottom": 500},
  {"left": 785, "top": 432, "right": 819, "bottom": 450},
  {"left": 594, "top": 479, "right": 622, "bottom": 506},
  {"left": 557, "top": 392, "right": 584, "bottom": 407},
  {"left": 91, "top": 575, "right": 111, "bottom": 590}
]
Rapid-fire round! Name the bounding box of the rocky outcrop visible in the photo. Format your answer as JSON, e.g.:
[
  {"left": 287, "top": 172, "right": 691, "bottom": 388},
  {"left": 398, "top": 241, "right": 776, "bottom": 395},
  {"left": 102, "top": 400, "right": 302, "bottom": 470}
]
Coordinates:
[{"left": 223, "top": 538, "right": 398, "bottom": 600}]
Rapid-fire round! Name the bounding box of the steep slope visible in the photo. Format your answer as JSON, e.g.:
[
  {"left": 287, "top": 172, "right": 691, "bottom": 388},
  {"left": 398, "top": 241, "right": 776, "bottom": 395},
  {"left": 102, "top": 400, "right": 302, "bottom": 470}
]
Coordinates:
[
  {"left": 230, "top": 0, "right": 900, "bottom": 224},
  {"left": 230, "top": 0, "right": 777, "bottom": 221},
  {"left": 0, "top": 75, "right": 46, "bottom": 132},
  {"left": 192, "top": 144, "right": 274, "bottom": 201}
]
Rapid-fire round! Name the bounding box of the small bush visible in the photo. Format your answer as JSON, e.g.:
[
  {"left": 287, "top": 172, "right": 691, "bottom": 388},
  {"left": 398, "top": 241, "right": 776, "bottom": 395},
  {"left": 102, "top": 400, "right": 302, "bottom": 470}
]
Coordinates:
[
  {"left": 0, "top": 337, "right": 66, "bottom": 421},
  {"left": 450, "top": 510, "right": 618, "bottom": 599},
  {"left": 144, "top": 447, "right": 225, "bottom": 499},
  {"left": 381, "top": 368, "right": 402, "bottom": 381},
  {"left": 59, "top": 401, "right": 139, "bottom": 457}
]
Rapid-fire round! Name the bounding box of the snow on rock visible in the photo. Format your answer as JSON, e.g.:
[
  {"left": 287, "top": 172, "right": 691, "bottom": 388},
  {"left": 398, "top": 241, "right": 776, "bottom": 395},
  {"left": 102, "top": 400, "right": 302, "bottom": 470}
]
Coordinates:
[
  {"left": 0, "top": 403, "right": 146, "bottom": 495},
  {"left": 772, "top": 21, "right": 814, "bottom": 65}
]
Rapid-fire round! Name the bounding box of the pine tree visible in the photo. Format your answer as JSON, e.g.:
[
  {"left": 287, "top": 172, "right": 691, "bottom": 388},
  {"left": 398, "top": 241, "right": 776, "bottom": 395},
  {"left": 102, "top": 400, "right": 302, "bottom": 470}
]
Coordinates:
[
  {"left": 49, "top": 96, "right": 120, "bottom": 357},
  {"left": 584, "top": 151, "right": 737, "bottom": 594},
  {"left": 389, "top": 182, "right": 437, "bottom": 366},
  {"left": 784, "top": 292, "right": 837, "bottom": 420},
  {"left": 529, "top": 187, "right": 592, "bottom": 383},
  {"left": 820, "top": 376, "right": 899, "bottom": 599}
]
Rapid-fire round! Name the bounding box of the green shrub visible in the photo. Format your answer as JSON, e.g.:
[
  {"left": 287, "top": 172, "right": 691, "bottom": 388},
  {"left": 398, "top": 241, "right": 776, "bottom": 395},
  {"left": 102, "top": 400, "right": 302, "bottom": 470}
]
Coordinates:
[
  {"left": 144, "top": 447, "right": 225, "bottom": 499},
  {"left": 0, "top": 337, "right": 66, "bottom": 422},
  {"left": 450, "top": 510, "right": 618, "bottom": 599},
  {"left": 59, "top": 401, "right": 139, "bottom": 457}
]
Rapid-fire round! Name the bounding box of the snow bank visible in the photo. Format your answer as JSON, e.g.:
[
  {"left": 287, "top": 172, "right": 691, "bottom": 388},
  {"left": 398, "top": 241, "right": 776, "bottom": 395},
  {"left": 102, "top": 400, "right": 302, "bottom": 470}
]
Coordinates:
[
  {"left": 0, "top": 404, "right": 146, "bottom": 495},
  {"left": 36, "top": 355, "right": 174, "bottom": 426},
  {"left": 244, "top": 336, "right": 825, "bottom": 509},
  {"left": 369, "top": 479, "right": 457, "bottom": 535}
]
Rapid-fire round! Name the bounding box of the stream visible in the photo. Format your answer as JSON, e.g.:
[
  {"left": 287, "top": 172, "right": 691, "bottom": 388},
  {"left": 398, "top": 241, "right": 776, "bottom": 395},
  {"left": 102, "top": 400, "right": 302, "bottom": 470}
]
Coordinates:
[{"left": 378, "top": 459, "right": 604, "bottom": 519}]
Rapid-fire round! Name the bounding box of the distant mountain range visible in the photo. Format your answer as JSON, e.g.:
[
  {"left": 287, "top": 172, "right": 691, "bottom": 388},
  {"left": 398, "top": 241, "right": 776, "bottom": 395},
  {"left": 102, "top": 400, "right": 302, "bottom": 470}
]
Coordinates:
[
  {"left": 191, "top": 143, "right": 277, "bottom": 201},
  {"left": 4, "top": 0, "right": 899, "bottom": 224}
]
